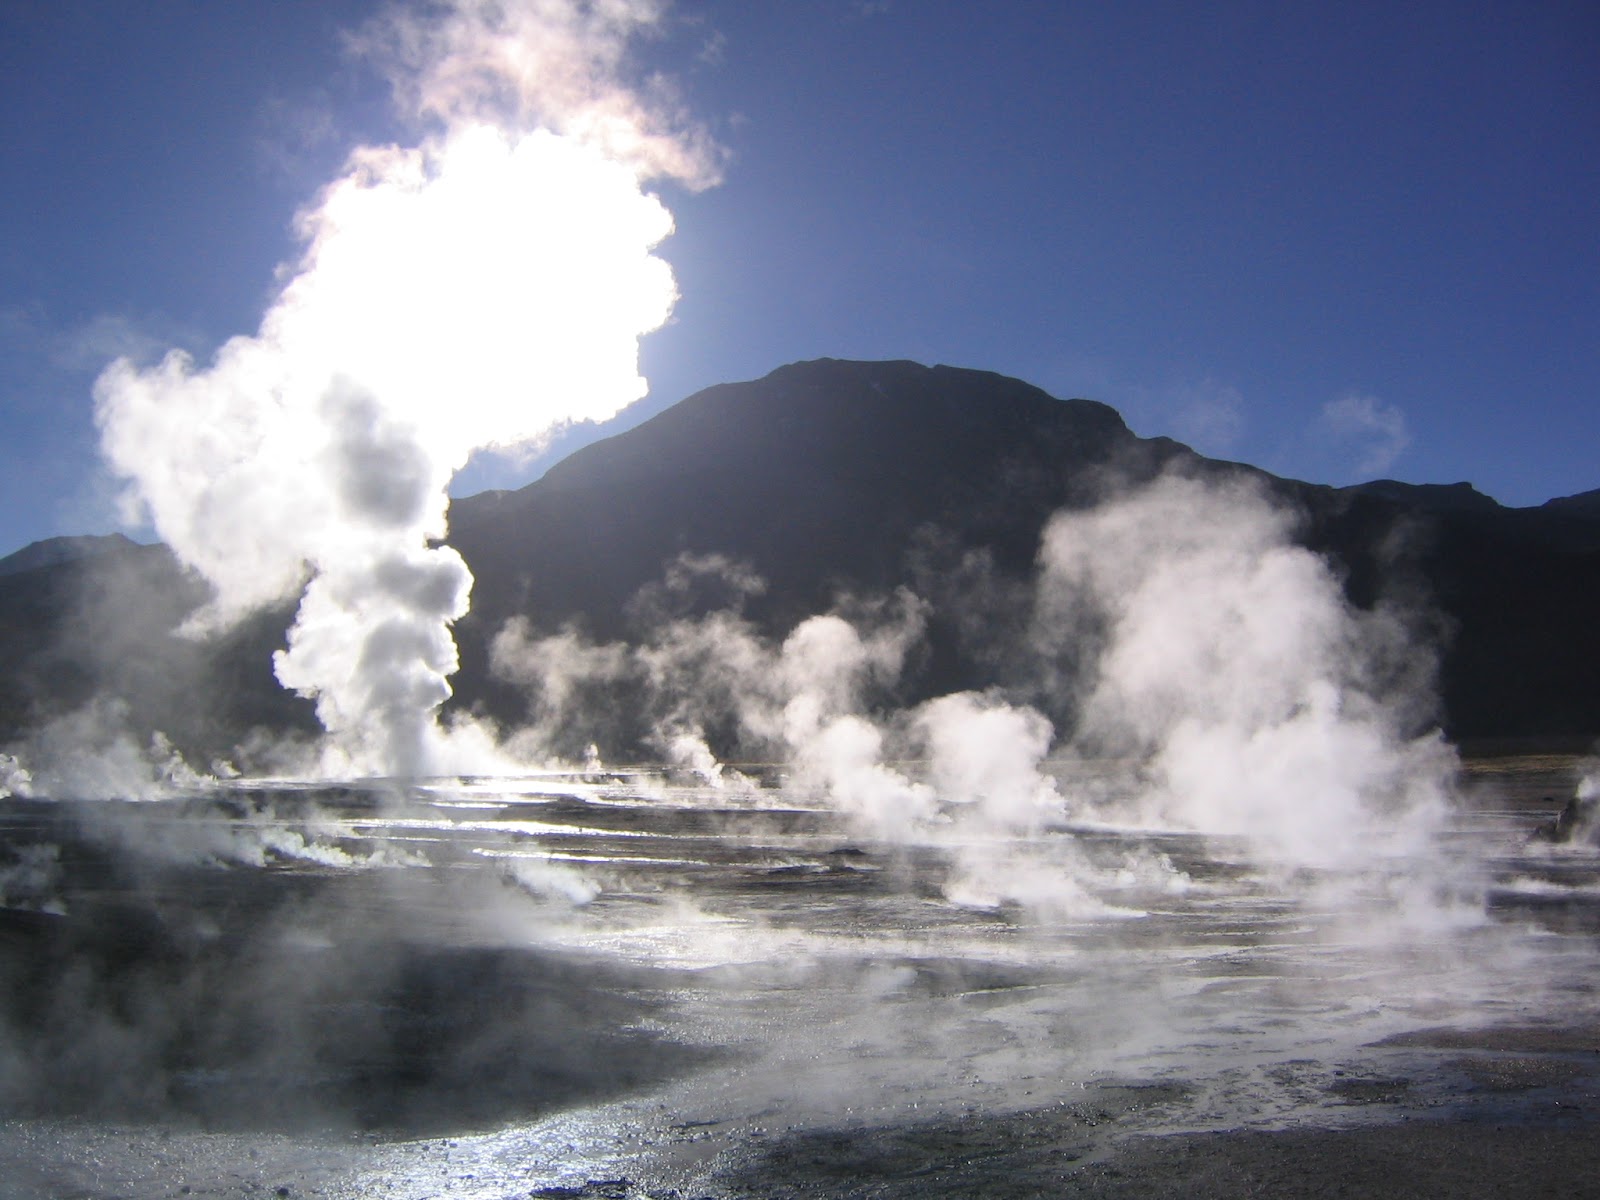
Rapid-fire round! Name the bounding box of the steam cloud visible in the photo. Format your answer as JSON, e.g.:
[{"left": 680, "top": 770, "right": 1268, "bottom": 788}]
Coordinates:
[
  {"left": 1034, "top": 473, "right": 1452, "bottom": 868},
  {"left": 492, "top": 471, "right": 1461, "bottom": 916},
  {"left": 94, "top": 0, "right": 716, "bottom": 777},
  {"left": 1320, "top": 391, "right": 1411, "bottom": 479}
]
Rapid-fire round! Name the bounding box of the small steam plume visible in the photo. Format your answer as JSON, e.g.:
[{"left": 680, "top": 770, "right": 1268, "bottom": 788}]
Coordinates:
[
  {"left": 0, "top": 754, "right": 31, "bottom": 800},
  {"left": 94, "top": 0, "right": 717, "bottom": 778},
  {"left": 492, "top": 565, "right": 1109, "bottom": 905},
  {"left": 491, "top": 571, "right": 933, "bottom": 794}
]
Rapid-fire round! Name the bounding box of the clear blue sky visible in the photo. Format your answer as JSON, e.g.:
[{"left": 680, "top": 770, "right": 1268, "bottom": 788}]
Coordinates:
[{"left": 2, "top": 0, "right": 1595, "bottom": 560}]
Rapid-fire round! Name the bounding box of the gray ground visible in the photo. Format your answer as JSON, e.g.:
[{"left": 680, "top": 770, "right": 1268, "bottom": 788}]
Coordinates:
[{"left": 5, "top": 755, "right": 1600, "bottom": 1197}]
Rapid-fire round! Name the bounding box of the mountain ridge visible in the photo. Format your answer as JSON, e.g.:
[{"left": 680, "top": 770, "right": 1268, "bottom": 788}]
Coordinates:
[{"left": 2, "top": 358, "right": 1597, "bottom": 762}]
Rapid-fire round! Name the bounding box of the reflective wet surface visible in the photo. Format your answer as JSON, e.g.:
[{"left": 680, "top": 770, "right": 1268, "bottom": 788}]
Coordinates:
[{"left": 2, "top": 757, "right": 1598, "bottom": 1197}]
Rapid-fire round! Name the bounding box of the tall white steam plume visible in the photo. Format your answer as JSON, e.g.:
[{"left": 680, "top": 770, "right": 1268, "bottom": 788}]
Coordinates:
[{"left": 94, "top": 0, "right": 718, "bottom": 777}]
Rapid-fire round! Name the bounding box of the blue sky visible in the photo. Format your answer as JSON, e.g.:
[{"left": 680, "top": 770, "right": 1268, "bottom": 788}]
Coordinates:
[{"left": 2, "top": 0, "right": 1595, "bottom": 560}]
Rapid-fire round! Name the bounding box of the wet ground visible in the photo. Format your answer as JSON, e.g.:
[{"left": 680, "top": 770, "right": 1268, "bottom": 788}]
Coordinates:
[{"left": 2, "top": 755, "right": 1598, "bottom": 1197}]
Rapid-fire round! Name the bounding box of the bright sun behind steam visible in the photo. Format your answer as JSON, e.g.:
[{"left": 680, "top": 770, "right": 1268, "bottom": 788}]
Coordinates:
[
  {"left": 285, "top": 123, "right": 678, "bottom": 455},
  {"left": 93, "top": 1, "right": 708, "bottom": 777}
]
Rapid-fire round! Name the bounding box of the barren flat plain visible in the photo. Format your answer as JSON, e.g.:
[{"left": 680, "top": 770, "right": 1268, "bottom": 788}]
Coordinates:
[{"left": 2, "top": 754, "right": 1598, "bottom": 1198}]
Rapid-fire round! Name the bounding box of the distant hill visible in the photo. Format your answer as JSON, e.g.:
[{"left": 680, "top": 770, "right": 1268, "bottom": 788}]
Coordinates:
[
  {"left": 450, "top": 358, "right": 1181, "bottom": 635},
  {"left": 3, "top": 359, "right": 1598, "bottom": 762},
  {"left": 0, "top": 533, "right": 141, "bottom": 578},
  {"left": 1341, "top": 480, "right": 1502, "bottom": 514},
  {"left": 447, "top": 359, "right": 1600, "bottom": 750},
  {"left": 1543, "top": 488, "right": 1600, "bottom": 520}
]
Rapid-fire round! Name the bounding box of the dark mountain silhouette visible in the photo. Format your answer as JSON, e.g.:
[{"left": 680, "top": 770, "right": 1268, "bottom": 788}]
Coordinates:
[
  {"left": 0, "top": 533, "right": 140, "bottom": 578},
  {"left": 1544, "top": 488, "right": 1600, "bottom": 520},
  {"left": 2, "top": 358, "right": 1597, "bottom": 763},
  {"left": 447, "top": 360, "right": 1183, "bottom": 685}
]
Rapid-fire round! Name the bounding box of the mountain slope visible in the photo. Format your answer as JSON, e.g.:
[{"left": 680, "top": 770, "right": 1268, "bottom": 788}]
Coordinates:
[
  {"left": 447, "top": 359, "right": 1600, "bottom": 746},
  {"left": 450, "top": 359, "right": 1184, "bottom": 630},
  {"left": 2, "top": 358, "right": 1597, "bottom": 761}
]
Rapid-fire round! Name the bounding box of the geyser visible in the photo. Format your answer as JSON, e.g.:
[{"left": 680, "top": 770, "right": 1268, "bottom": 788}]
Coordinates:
[{"left": 92, "top": 0, "right": 717, "bottom": 778}]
